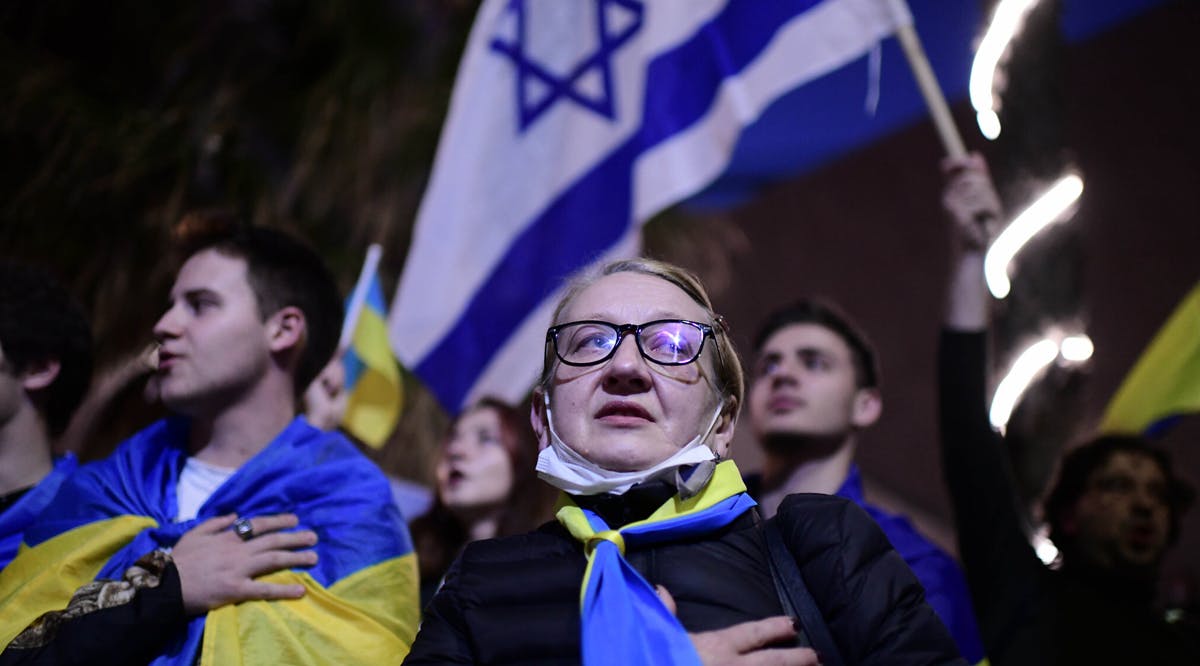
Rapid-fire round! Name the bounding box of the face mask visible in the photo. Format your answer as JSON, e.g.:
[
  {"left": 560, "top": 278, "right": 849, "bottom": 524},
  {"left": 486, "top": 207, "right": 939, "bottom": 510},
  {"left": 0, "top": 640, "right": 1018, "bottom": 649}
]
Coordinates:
[{"left": 535, "top": 392, "right": 726, "bottom": 496}]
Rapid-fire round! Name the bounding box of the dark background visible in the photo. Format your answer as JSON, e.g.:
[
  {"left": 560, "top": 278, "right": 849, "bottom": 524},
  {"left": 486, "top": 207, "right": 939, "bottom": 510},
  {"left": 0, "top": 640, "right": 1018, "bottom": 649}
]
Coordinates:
[{"left": 2, "top": 0, "right": 1196, "bottom": 598}]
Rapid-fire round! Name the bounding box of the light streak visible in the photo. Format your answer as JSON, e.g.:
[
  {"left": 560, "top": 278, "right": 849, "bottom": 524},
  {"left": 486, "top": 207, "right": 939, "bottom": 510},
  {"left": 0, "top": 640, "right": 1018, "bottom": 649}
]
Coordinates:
[
  {"left": 985, "top": 174, "right": 1084, "bottom": 299},
  {"left": 970, "top": 0, "right": 1041, "bottom": 139},
  {"left": 989, "top": 330, "right": 1095, "bottom": 432},
  {"left": 990, "top": 339, "right": 1059, "bottom": 432}
]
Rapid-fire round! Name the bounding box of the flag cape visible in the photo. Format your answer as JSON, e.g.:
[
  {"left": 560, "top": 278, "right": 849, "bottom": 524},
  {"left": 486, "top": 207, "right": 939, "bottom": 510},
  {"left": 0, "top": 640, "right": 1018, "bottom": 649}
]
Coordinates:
[
  {"left": 0, "top": 417, "right": 419, "bottom": 665},
  {"left": 389, "top": 0, "right": 906, "bottom": 412},
  {"left": 343, "top": 267, "right": 404, "bottom": 448},
  {"left": 0, "top": 453, "right": 77, "bottom": 571},
  {"left": 1100, "top": 281, "right": 1200, "bottom": 436}
]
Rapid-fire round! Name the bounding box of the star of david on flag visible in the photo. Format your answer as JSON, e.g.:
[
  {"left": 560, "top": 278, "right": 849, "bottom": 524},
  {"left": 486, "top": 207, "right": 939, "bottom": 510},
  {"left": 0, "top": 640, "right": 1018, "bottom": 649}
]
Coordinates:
[
  {"left": 490, "top": 0, "right": 644, "bottom": 131},
  {"left": 389, "top": 0, "right": 912, "bottom": 414}
]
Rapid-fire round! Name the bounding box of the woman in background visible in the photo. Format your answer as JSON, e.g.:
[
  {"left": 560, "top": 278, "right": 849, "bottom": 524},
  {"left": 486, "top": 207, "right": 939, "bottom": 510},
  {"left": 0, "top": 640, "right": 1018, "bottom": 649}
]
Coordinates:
[{"left": 410, "top": 397, "right": 553, "bottom": 605}]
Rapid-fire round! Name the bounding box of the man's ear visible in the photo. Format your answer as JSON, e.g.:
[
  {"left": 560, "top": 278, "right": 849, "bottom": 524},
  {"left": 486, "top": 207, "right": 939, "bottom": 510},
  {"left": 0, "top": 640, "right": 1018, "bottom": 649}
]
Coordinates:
[
  {"left": 709, "top": 397, "right": 738, "bottom": 459},
  {"left": 267, "top": 306, "right": 306, "bottom": 354},
  {"left": 530, "top": 389, "right": 550, "bottom": 451},
  {"left": 851, "top": 387, "right": 882, "bottom": 429},
  {"left": 21, "top": 358, "right": 62, "bottom": 392}
]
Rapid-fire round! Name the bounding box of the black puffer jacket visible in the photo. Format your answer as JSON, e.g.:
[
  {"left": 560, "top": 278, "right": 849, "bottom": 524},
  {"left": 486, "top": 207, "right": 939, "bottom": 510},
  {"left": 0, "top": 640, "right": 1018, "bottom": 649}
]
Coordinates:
[{"left": 404, "top": 484, "right": 964, "bottom": 665}]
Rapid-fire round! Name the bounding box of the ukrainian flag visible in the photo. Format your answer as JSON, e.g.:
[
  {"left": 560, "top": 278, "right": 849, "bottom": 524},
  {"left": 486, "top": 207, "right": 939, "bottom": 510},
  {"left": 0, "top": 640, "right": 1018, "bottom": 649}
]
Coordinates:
[
  {"left": 1100, "top": 282, "right": 1200, "bottom": 436},
  {"left": 341, "top": 244, "right": 403, "bottom": 448},
  {"left": 0, "top": 417, "right": 419, "bottom": 665}
]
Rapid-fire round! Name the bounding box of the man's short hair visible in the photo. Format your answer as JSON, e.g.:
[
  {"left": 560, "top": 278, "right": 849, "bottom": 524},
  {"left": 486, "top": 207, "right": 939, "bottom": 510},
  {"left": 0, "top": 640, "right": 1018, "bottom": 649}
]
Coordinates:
[
  {"left": 0, "top": 261, "right": 93, "bottom": 435},
  {"left": 1045, "top": 435, "right": 1195, "bottom": 548},
  {"left": 173, "top": 210, "right": 342, "bottom": 397},
  {"left": 752, "top": 298, "right": 880, "bottom": 389}
]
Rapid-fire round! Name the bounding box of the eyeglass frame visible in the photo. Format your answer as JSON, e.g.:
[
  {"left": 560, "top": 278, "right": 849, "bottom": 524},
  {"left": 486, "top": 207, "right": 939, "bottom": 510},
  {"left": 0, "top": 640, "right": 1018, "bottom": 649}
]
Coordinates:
[{"left": 544, "top": 318, "right": 718, "bottom": 368}]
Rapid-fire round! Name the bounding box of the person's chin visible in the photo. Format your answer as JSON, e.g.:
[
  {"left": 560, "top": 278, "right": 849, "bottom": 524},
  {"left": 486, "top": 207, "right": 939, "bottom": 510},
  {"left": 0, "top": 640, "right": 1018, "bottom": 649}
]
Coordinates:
[
  {"left": 758, "top": 428, "right": 844, "bottom": 455},
  {"left": 591, "top": 444, "right": 674, "bottom": 473}
]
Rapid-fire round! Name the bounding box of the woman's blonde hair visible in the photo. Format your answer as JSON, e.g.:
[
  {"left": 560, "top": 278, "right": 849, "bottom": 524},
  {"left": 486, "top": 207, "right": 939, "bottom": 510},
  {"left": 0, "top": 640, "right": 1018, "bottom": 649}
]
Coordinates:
[{"left": 537, "top": 258, "right": 744, "bottom": 414}]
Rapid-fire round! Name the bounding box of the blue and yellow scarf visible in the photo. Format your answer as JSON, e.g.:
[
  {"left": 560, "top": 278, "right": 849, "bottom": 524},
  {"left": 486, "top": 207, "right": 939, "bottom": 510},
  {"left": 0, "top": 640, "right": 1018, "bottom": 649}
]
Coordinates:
[
  {"left": 556, "top": 459, "right": 758, "bottom": 666},
  {"left": 0, "top": 417, "right": 418, "bottom": 665}
]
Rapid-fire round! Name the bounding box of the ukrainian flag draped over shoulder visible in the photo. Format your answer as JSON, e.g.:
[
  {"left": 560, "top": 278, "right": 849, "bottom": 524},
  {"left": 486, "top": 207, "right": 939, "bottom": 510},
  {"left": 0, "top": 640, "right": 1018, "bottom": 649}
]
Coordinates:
[
  {"left": 0, "top": 453, "right": 77, "bottom": 570},
  {"left": 1101, "top": 282, "right": 1200, "bottom": 436},
  {"left": 555, "top": 460, "right": 758, "bottom": 666},
  {"left": 0, "top": 417, "right": 419, "bottom": 665}
]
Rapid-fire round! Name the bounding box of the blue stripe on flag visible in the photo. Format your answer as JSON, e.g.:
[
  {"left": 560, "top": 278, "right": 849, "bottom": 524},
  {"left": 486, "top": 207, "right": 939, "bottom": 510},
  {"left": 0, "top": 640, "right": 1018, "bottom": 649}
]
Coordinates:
[
  {"left": 365, "top": 277, "right": 387, "bottom": 313},
  {"left": 344, "top": 348, "right": 366, "bottom": 389},
  {"left": 416, "top": 0, "right": 824, "bottom": 410}
]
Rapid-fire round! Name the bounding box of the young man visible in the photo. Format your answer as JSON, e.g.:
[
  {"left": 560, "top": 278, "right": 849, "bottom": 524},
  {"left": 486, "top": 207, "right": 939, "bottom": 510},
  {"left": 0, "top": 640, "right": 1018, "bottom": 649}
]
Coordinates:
[
  {"left": 939, "top": 153, "right": 1200, "bottom": 665},
  {"left": 0, "top": 217, "right": 418, "bottom": 664},
  {"left": 0, "top": 262, "right": 91, "bottom": 570},
  {"left": 746, "top": 299, "right": 985, "bottom": 663}
]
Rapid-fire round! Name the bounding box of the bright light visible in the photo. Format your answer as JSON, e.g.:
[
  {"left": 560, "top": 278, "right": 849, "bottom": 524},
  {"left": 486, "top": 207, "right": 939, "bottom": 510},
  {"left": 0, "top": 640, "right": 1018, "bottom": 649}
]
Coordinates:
[
  {"left": 970, "top": 0, "right": 1040, "bottom": 138},
  {"left": 1060, "top": 335, "right": 1094, "bottom": 362},
  {"left": 977, "top": 109, "right": 1002, "bottom": 140},
  {"left": 1032, "top": 526, "right": 1061, "bottom": 566},
  {"left": 990, "top": 338, "right": 1059, "bottom": 432},
  {"left": 985, "top": 174, "right": 1084, "bottom": 299}
]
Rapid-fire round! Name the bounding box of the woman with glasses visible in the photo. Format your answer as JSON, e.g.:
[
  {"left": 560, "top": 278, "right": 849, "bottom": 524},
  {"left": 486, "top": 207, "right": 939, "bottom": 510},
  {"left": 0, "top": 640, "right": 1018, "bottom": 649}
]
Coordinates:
[{"left": 403, "top": 259, "right": 964, "bottom": 666}]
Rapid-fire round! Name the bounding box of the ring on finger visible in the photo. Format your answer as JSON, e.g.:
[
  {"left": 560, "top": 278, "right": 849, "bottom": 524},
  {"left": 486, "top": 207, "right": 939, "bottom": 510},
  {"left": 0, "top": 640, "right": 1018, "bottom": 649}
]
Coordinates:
[{"left": 233, "top": 517, "right": 255, "bottom": 541}]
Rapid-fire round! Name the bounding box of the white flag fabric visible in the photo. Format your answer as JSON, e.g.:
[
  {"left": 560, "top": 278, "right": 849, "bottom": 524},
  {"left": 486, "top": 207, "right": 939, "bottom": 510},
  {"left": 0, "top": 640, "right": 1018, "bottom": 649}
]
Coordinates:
[{"left": 390, "top": 0, "right": 909, "bottom": 413}]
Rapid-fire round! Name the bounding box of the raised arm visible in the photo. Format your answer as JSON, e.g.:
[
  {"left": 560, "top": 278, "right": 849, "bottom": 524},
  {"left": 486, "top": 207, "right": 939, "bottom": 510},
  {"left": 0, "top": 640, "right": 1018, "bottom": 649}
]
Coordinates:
[{"left": 937, "top": 154, "right": 1048, "bottom": 664}]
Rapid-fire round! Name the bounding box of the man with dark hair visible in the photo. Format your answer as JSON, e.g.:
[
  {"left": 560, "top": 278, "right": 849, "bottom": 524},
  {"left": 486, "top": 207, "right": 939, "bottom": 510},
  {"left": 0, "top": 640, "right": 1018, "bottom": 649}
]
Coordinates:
[
  {"left": 938, "top": 154, "right": 1200, "bottom": 664},
  {"left": 0, "top": 262, "right": 92, "bottom": 569},
  {"left": 0, "top": 216, "right": 419, "bottom": 664},
  {"left": 1044, "top": 435, "right": 1193, "bottom": 571},
  {"left": 746, "top": 297, "right": 986, "bottom": 663}
]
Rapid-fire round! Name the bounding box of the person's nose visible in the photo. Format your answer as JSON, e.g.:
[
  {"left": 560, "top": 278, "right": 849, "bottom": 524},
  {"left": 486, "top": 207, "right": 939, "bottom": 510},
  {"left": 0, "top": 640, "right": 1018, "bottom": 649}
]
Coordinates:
[
  {"left": 1129, "top": 485, "right": 1158, "bottom": 516},
  {"left": 601, "top": 331, "right": 652, "bottom": 395},
  {"left": 443, "top": 435, "right": 470, "bottom": 460},
  {"left": 770, "top": 359, "right": 801, "bottom": 390},
  {"left": 152, "top": 304, "right": 183, "bottom": 343}
]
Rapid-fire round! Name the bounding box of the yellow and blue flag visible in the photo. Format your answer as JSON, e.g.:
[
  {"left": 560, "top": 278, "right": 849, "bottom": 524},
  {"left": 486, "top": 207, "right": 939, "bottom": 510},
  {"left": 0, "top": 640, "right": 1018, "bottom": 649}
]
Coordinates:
[
  {"left": 0, "top": 417, "right": 419, "bottom": 665},
  {"left": 341, "top": 244, "right": 403, "bottom": 448},
  {"left": 0, "top": 453, "right": 76, "bottom": 570},
  {"left": 1101, "top": 282, "right": 1200, "bottom": 436}
]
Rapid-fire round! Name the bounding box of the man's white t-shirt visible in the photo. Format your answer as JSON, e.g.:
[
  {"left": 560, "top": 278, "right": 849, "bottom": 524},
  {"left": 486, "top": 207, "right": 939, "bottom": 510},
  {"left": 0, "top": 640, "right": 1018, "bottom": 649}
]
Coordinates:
[{"left": 175, "top": 457, "right": 237, "bottom": 522}]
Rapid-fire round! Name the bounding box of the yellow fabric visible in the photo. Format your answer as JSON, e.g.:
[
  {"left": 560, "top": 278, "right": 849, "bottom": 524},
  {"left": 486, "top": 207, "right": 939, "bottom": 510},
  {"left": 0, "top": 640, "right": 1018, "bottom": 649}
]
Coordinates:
[
  {"left": 201, "top": 552, "right": 420, "bottom": 666},
  {"left": 554, "top": 460, "right": 748, "bottom": 544},
  {"left": 0, "top": 515, "right": 157, "bottom": 646},
  {"left": 555, "top": 460, "right": 747, "bottom": 606},
  {"left": 343, "top": 307, "right": 403, "bottom": 448},
  {"left": 1100, "top": 282, "right": 1200, "bottom": 434},
  {"left": 587, "top": 530, "right": 626, "bottom": 556}
]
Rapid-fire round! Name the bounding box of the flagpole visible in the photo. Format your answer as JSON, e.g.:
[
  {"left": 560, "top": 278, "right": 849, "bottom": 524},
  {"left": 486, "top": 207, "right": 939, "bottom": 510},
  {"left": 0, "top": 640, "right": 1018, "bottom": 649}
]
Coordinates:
[
  {"left": 339, "top": 244, "right": 383, "bottom": 353},
  {"left": 884, "top": 0, "right": 967, "bottom": 159}
]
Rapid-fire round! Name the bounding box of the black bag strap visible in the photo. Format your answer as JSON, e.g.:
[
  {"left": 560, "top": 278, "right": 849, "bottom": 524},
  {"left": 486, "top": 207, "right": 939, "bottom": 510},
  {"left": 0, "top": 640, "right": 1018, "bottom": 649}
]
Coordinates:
[{"left": 760, "top": 515, "right": 845, "bottom": 666}]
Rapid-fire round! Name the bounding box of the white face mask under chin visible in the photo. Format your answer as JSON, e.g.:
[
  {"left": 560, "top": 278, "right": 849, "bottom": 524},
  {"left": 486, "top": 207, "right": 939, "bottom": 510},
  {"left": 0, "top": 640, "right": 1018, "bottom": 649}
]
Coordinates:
[{"left": 535, "top": 393, "right": 726, "bottom": 496}]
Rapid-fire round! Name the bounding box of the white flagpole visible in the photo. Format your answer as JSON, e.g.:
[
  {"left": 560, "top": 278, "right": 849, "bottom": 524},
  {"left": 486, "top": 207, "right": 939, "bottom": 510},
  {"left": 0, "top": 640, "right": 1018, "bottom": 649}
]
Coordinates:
[
  {"left": 339, "top": 243, "right": 383, "bottom": 354},
  {"left": 885, "top": 0, "right": 968, "bottom": 158}
]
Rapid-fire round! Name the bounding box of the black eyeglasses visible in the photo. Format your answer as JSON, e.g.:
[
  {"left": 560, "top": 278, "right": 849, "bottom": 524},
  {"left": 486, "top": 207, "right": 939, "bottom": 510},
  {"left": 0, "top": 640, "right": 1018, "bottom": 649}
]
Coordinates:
[{"left": 546, "top": 319, "right": 716, "bottom": 367}]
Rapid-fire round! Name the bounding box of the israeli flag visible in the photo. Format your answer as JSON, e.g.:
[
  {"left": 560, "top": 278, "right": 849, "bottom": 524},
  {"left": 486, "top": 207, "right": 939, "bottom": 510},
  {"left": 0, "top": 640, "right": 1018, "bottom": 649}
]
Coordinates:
[{"left": 390, "top": 0, "right": 909, "bottom": 413}]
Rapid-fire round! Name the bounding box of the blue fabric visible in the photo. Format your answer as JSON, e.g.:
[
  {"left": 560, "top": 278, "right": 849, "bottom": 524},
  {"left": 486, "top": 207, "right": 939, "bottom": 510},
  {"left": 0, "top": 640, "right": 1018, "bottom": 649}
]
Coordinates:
[
  {"left": 23, "top": 417, "right": 412, "bottom": 666},
  {"left": 409, "top": 0, "right": 877, "bottom": 411},
  {"left": 575, "top": 492, "right": 758, "bottom": 666},
  {"left": 836, "top": 464, "right": 985, "bottom": 664},
  {"left": 0, "top": 453, "right": 77, "bottom": 570}
]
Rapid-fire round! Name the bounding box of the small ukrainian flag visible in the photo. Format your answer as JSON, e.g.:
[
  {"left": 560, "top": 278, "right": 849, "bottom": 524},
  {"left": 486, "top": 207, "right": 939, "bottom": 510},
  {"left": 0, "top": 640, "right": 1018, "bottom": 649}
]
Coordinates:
[
  {"left": 341, "top": 244, "right": 403, "bottom": 448},
  {"left": 1100, "top": 281, "right": 1200, "bottom": 436}
]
